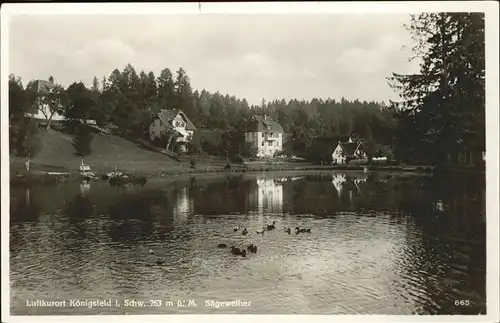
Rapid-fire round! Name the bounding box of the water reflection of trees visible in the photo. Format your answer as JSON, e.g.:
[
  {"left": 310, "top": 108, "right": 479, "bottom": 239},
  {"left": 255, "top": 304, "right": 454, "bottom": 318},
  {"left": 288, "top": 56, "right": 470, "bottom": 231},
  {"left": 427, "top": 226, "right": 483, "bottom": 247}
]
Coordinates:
[
  {"left": 395, "top": 172, "right": 486, "bottom": 314},
  {"left": 10, "top": 186, "right": 42, "bottom": 223},
  {"left": 279, "top": 173, "right": 400, "bottom": 216},
  {"left": 10, "top": 187, "right": 42, "bottom": 258},
  {"left": 106, "top": 190, "right": 165, "bottom": 243},
  {"left": 191, "top": 175, "right": 251, "bottom": 215}
]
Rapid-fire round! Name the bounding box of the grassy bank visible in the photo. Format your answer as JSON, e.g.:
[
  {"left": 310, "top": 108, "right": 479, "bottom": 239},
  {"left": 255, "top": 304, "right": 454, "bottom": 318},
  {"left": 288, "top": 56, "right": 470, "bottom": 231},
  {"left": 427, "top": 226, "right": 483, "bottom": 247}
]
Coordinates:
[
  {"left": 10, "top": 160, "right": 435, "bottom": 185},
  {"left": 9, "top": 129, "right": 440, "bottom": 185}
]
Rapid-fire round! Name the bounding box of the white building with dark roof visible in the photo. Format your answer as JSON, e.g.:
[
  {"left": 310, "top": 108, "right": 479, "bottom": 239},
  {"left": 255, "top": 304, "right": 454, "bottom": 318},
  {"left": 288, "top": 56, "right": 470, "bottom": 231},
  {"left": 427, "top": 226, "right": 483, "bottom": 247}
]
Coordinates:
[
  {"left": 149, "top": 109, "right": 197, "bottom": 152},
  {"left": 25, "top": 79, "right": 97, "bottom": 126},
  {"left": 25, "top": 79, "right": 66, "bottom": 122},
  {"left": 331, "top": 136, "right": 367, "bottom": 164},
  {"left": 245, "top": 115, "right": 284, "bottom": 158}
]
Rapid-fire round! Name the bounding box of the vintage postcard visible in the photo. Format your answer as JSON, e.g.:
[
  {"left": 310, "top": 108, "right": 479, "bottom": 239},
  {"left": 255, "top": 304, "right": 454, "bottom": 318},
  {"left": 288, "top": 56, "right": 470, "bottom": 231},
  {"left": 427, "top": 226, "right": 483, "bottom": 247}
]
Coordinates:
[{"left": 1, "top": 2, "right": 499, "bottom": 323}]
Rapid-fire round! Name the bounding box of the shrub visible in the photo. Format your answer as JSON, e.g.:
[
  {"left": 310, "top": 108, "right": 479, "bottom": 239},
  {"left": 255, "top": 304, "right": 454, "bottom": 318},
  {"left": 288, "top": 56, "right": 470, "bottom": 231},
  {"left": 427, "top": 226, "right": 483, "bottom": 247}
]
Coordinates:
[
  {"left": 16, "top": 120, "right": 43, "bottom": 158},
  {"left": 189, "top": 159, "right": 196, "bottom": 169},
  {"left": 72, "top": 124, "right": 94, "bottom": 157},
  {"left": 241, "top": 142, "right": 258, "bottom": 159}
]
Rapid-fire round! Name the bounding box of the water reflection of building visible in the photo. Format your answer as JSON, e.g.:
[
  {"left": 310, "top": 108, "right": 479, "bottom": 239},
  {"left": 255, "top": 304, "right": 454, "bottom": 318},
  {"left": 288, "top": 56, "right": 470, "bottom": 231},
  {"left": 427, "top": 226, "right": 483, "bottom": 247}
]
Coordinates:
[
  {"left": 434, "top": 200, "right": 445, "bottom": 212},
  {"left": 25, "top": 187, "right": 31, "bottom": 209},
  {"left": 80, "top": 181, "right": 91, "bottom": 196},
  {"left": 255, "top": 178, "right": 283, "bottom": 213},
  {"left": 353, "top": 175, "right": 367, "bottom": 195},
  {"left": 353, "top": 175, "right": 367, "bottom": 185},
  {"left": 173, "top": 187, "right": 193, "bottom": 225},
  {"left": 332, "top": 173, "right": 347, "bottom": 197}
]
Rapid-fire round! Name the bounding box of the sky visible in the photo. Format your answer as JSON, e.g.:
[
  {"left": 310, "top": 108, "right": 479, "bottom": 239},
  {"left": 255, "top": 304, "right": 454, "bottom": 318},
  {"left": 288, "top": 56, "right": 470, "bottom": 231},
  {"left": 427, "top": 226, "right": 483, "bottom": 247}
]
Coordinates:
[{"left": 8, "top": 14, "right": 419, "bottom": 105}]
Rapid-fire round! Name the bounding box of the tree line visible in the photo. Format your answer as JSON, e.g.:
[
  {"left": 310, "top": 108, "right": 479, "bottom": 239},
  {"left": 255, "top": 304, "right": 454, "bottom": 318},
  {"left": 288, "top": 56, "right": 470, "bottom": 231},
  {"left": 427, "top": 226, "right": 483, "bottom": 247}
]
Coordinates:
[
  {"left": 8, "top": 13, "right": 484, "bottom": 167},
  {"left": 8, "top": 66, "right": 394, "bottom": 162}
]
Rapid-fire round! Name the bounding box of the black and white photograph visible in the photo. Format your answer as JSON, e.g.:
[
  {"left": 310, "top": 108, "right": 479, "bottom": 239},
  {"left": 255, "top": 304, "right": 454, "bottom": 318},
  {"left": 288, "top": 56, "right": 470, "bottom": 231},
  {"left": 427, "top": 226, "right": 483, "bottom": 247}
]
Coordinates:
[{"left": 1, "top": 2, "right": 499, "bottom": 322}]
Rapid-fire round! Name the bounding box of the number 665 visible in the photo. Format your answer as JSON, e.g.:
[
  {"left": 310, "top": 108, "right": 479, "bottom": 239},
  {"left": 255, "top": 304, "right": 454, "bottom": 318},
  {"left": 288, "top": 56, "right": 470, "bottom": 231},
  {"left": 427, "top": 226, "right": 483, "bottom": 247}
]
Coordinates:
[{"left": 454, "top": 300, "right": 470, "bottom": 306}]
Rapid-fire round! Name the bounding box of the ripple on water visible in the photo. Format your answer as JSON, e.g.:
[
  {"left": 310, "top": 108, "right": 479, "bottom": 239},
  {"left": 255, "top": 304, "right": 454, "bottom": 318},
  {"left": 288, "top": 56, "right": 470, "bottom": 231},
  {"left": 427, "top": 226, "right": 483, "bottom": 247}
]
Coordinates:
[{"left": 10, "top": 174, "right": 486, "bottom": 315}]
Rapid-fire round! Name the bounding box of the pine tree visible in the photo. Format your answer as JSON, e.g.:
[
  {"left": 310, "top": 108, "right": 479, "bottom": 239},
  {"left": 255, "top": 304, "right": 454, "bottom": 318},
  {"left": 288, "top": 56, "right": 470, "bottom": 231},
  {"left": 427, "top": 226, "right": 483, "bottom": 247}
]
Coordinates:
[{"left": 388, "top": 13, "right": 485, "bottom": 165}]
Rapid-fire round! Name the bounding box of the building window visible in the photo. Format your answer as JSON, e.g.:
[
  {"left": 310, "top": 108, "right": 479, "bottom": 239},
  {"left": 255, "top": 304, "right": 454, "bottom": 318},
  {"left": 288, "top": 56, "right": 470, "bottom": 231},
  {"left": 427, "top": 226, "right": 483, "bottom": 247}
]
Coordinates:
[{"left": 261, "top": 142, "right": 264, "bottom": 146}]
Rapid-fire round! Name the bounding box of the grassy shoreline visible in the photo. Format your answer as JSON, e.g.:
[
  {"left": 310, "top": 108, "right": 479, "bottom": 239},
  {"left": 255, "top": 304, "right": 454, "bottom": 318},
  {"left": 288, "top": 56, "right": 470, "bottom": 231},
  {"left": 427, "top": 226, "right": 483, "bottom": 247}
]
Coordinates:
[
  {"left": 9, "top": 130, "right": 484, "bottom": 185},
  {"left": 10, "top": 158, "right": 439, "bottom": 185},
  {"left": 10, "top": 155, "right": 487, "bottom": 185}
]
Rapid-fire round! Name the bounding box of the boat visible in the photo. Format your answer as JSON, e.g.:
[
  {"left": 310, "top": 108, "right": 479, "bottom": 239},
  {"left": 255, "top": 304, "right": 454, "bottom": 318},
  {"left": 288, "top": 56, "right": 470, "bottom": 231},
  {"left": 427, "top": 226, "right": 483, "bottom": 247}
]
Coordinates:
[
  {"left": 79, "top": 159, "right": 97, "bottom": 180},
  {"left": 105, "top": 164, "right": 146, "bottom": 186}
]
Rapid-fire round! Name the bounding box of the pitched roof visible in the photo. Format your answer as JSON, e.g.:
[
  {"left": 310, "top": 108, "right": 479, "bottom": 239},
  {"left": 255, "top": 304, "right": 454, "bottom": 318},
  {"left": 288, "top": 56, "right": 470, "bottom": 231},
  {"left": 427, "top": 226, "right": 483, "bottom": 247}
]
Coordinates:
[
  {"left": 339, "top": 142, "right": 363, "bottom": 156},
  {"left": 247, "top": 115, "right": 283, "bottom": 133},
  {"left": 29, "top": 80, "right": 55, "bottom": 94},
  {"left": 156, "top": 109, "right": 196, "bottom": 131}
]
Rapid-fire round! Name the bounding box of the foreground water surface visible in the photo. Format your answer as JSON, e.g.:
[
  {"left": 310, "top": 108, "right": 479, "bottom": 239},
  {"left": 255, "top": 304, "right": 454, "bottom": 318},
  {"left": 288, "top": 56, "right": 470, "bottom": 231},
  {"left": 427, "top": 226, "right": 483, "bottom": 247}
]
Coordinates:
[{"left": 10, "top": 171, "right": 486, "bottom": 315}]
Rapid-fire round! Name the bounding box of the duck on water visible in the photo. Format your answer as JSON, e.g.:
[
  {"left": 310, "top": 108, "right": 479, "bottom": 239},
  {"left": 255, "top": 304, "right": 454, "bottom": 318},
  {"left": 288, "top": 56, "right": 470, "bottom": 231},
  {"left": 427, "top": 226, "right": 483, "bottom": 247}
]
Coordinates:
[
  {"left": 247, "top": 244, "right": 257, "bottom": 253},
  {"left": 295, "top": 227, "right": 311, "bottom": 234},
  {"left": 231, "top": 246, "right": 247, "bottom": 257},
  {"left": 266, "top": 221, "right": 276, "bottom": 230}
]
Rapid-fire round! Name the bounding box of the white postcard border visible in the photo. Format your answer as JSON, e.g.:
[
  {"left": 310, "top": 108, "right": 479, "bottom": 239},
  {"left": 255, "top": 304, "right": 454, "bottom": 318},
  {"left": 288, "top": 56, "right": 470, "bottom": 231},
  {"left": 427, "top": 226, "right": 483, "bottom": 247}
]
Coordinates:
[{"left": 1, "top": 2, "right": 498, "bottom": 323}]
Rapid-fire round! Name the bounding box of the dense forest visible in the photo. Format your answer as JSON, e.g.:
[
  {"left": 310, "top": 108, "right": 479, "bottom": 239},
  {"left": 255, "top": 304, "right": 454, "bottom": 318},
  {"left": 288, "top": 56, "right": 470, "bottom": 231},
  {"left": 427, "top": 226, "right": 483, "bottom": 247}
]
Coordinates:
[{"left": 9, "top": 13, "right": 485, "bottom": 167}]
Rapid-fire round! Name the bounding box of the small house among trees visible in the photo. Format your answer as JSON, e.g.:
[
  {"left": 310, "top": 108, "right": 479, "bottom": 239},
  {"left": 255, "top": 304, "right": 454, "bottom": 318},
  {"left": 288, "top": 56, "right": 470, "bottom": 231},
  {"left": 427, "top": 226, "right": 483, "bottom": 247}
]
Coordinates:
[
  {"left": 331, "top": 136, "right": 367, "bottom": 164},
  {"left": 149, "top": 109, "right": 196, "bottom": 152},
  {"left": 25, "top": 79, "right": 66, "bottom": 124}
]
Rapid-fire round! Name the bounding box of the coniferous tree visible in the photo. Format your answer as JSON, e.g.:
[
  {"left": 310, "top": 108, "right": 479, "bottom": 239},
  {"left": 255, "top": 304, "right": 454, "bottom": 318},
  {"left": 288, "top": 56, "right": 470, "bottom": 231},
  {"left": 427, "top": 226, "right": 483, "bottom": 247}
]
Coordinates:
[{"left": 388, "top": 13, "right": 485, "bottom": 166}]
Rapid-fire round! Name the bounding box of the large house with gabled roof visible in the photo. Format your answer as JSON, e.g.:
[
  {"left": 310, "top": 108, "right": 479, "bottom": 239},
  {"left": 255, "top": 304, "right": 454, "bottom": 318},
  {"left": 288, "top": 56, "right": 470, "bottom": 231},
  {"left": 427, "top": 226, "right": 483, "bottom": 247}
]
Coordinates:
[
  {"left": 245, "top": 115, "right": 284, "bottom": 158},
  {"left": 149, "top": 109, "right": 196, "bottom": 152}
]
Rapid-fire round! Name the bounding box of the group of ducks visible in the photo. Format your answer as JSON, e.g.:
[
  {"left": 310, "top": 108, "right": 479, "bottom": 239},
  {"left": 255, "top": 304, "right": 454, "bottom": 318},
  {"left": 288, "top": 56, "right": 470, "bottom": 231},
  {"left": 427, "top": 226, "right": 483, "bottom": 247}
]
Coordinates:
[
  {"left": 233, "top": 221, "right": 311, "bottom": 236},
  {"left": 149, "top": 220, "right": 312, "bottom": 264},
  {"left": 217, "top": 243, "right": 258, "bottom": 257},
  {"left": 217, "top": 221, "right": 312, "bottom": 258}
]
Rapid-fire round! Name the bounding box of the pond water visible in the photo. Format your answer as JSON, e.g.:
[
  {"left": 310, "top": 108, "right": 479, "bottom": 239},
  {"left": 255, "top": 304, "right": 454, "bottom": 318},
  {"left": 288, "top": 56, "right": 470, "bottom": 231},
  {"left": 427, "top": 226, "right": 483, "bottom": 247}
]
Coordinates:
[{"left": 10, "top": 171, "right": 486, "bottom": 315}]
